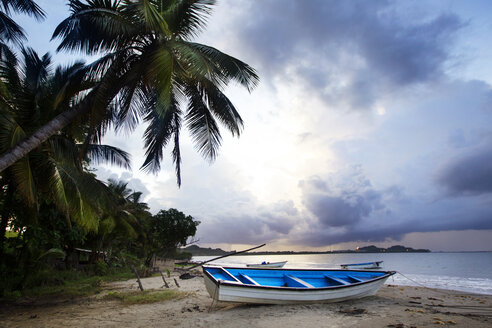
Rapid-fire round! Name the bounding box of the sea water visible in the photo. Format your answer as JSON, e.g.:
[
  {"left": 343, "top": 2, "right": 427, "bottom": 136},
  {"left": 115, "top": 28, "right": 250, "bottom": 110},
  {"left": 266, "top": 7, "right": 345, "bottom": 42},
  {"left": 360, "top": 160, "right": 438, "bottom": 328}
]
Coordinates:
[{"left": 192, "top": 252, "right": 492, "bottom": 295}]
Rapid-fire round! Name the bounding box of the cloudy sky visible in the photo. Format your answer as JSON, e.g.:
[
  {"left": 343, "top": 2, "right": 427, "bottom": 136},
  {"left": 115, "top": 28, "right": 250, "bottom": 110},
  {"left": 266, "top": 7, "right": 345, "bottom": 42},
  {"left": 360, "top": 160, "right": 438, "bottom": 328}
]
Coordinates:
[{"left": 19, "top": 0, "right": 492, "bottom": 251}]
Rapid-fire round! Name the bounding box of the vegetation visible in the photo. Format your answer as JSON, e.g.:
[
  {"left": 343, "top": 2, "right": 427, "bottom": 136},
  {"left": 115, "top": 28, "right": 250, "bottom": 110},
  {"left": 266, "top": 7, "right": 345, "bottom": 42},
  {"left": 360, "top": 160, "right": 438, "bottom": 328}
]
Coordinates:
[
  {"left": 0, "top": 0, "right": 252, "bottom": 299},
  {"left": 105, "top": 289, "right": 187, "bottom": 305}
]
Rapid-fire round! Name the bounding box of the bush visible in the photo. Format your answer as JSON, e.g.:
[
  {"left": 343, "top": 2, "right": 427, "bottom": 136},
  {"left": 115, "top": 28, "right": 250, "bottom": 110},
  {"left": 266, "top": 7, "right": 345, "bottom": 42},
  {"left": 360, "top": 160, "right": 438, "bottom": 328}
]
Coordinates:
[{"left": 94, "top": 261, "right": 109, "bottom": 276}]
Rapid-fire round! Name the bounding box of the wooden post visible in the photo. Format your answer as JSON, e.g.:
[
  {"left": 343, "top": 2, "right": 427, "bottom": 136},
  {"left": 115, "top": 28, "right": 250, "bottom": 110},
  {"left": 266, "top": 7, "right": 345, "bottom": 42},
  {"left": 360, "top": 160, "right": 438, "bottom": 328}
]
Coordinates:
[
  {"left": 174, "top": 278, "right": 180, "bottom": 288},
  {"left": 130, "top": 265, "right": 144, "bottom": 291},
  {"left": 160, "top": 272, "right": 169, "bottom": 288}
]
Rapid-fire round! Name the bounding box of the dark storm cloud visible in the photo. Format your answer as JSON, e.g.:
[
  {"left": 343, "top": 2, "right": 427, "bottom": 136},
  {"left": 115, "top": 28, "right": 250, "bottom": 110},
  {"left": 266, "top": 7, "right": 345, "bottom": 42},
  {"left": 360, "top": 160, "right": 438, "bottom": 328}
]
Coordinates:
[
  {"left": 437, "top": 144, "right": 492, "bottom": 195},
  {"left": 299, "top": 173, "right": 387, "bottom": 228},
  {"left": 304, "top": 195, "right": 371, "bottom": 227},
  {"left": 293, "top": 208, "right": 492, "bottom": 247},
  {"left": 233, "top": 0, "right": 463, "bottom": 109},
  {"left": 294, "top": 172, "right": 491, "bottom": 246}
]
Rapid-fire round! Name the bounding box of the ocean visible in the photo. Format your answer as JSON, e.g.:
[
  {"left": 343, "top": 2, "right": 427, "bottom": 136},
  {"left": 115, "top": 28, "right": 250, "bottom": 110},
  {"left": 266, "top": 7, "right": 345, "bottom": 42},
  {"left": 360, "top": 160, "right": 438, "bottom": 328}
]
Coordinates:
[{"left": 192, "top": 252, "right": 492, "bottom": 295}]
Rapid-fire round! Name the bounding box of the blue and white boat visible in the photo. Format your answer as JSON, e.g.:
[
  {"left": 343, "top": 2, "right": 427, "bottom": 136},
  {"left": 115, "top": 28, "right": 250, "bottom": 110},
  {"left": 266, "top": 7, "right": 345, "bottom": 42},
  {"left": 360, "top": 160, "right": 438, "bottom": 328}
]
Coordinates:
[
  {"left": 203, "top": 265, "right": 395, "bottom": 304},
  {"left": 340, "top": 261, "right": 383, "bottom": 270},
  {"left": 246, "top": 260, "right": 287, "bottom": 268}
]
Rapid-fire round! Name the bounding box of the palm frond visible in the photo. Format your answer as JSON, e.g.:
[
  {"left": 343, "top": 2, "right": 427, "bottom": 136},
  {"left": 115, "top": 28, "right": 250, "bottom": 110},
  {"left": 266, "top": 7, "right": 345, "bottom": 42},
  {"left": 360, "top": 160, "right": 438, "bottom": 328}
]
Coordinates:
[
  {"left": 163, "top": 0, "right": 215, "bottom": 39},
  {"left": 47, "top": 161, "right": 71, "bottom": 227},
  {"left": 172, "top": 109, "right": 182, "bottom": 186},
  {"left": 0, "top": 0, "right": 45, "bottom": 19},
  {"left": 0, "top": 42, "right": 17, "bottom": 63},
  {"left": 52, "top": 0, "right": 135, "bottom": 54},
  {"left": 140, "top": 94, "right": 179, "bottom": 173},
  {"left": 199, "top": 79, "right": 243, "bottom": 136},
  {"left": 182, "top": 42, "right": 259, "bottom": 92},
  {"left": 184, "top": 85, "right": 221, "bottom": 161},
  {"left": 10, "top": 157, "right": 36, "bottom": 205},
  {"left": 132, "top": 0, "right": 171, "bottom": 36},
  {"left": 0, "top": 11, "right": 26, "bottom": 45},
  {"left": 84, "top": 144, "right": 131, "bottom": 169},
  {"left": 21, "top": 47, "right": 51, "bottom": 92}
]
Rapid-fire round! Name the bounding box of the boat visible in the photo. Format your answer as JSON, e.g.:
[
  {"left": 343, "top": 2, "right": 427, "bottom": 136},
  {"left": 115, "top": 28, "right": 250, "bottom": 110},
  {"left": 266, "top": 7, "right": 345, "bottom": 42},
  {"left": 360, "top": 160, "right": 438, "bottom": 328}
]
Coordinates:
[
  {"left": 340, "top": 261, "right": 383, "bottom": 270},
  {"left": 246, "top": 261, "right": 287, "bottom": 268},
  {"left": 202, "top": 265, "right": 395, "bottom": 304}
]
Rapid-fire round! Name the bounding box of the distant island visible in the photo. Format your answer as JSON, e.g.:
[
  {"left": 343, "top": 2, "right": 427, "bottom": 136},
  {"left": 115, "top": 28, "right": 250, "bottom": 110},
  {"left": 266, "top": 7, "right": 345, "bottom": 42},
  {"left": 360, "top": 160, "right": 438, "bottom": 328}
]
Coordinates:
[{"left": 182, "top": 244, "right": 430, "bottom": 256}]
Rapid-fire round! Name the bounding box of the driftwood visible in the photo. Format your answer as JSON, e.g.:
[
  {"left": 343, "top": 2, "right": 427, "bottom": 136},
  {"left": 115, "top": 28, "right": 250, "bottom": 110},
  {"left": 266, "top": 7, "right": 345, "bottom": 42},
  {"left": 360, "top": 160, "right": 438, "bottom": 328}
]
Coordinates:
[
  {"left": 174, "top": 278, "right": 180, "bottom": 288},
  {"left": 179, "top": 243, "right": 266, "bottom": 279},
  {"left": 160, "top": 272, "right": 169, "bottom": 288},
  {"left": 130, "top": 265, "right": 144, "bottom": 291}
]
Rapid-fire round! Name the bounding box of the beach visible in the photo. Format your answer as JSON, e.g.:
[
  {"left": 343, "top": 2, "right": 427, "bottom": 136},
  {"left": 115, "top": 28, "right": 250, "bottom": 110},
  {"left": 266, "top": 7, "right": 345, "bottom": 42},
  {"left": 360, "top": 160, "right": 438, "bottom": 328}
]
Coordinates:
[{"left": 1, "top": 271, "right": 491, "bottom": 328}]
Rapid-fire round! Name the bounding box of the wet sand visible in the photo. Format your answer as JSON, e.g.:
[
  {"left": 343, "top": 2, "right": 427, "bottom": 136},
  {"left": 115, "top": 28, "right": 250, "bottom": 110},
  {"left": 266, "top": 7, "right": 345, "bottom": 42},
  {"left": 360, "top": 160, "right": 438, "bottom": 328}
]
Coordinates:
[{"left": 1, "top": 271, "right": 491, "bottom": 327}]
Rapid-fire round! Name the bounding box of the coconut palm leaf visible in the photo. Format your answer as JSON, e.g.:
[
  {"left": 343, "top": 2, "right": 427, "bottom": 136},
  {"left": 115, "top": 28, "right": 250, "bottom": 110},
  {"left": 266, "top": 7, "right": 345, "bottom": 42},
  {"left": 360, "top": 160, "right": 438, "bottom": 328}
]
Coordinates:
[
  {"left": 84, "top": 144, "right": 131, "bottom": 169},
  {"left": 0, "top": 0, "right": 44, "bottom": 46},
  {"left": 184, "top": 84, "right": 221, "bottom": 161},
  {"left": 161, "top": 0, "right": 214, "bottom": 39},
  {"left": 53, "top": 0, "right": 134, "bottom": 54},
  {"left": 141, "top": 94, "right": 180, "bottom": 174},
  {"left": 0, "top": 0, "right": 44, "bottom": 18}
]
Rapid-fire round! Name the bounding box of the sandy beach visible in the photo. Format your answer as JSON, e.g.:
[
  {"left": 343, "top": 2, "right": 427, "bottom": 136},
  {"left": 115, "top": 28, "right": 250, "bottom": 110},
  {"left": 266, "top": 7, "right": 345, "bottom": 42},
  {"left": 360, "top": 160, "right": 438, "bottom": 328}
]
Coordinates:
[{"left": 1, "top": 271, "right": 491, "bottom": 328}]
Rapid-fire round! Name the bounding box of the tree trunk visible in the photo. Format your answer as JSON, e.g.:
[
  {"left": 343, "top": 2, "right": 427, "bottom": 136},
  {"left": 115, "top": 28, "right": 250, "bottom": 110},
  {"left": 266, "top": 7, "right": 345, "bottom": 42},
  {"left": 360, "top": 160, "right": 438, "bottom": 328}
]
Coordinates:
[
  {"left": 0, "top": 185, "right": 13, "bottom": 263},
  {"left": 0, "top": 104, "right": 90, "bottom": 173}
]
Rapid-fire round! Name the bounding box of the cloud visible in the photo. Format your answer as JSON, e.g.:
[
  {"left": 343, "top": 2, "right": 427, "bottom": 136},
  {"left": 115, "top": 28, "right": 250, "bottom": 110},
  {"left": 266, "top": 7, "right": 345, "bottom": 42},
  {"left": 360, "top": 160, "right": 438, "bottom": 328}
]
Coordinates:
[
  {"left": 196, "top": 200, "right": 299, "bottom": 244},
  {"left": 437, "top": 143, "right": 492, "bottom": 195},
  {"left": 299, "top": 169, "right": 389, "bottom": 229},
  {"left": 292, "top": 166, "right": 492, "bottom": 247},
  {"left": 229, "top": 0, "right": 463, "bottom": 110},
  {"left": 293, "top": 207, "right": 492, "bottom": 247}
]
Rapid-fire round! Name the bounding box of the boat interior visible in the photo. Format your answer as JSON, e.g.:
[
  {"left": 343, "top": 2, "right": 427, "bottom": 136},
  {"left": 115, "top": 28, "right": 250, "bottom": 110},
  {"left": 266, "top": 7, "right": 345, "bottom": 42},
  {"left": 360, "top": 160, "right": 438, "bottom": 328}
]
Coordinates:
[{"left": 204, "top": 266, "right": 387, "bottom": 288}]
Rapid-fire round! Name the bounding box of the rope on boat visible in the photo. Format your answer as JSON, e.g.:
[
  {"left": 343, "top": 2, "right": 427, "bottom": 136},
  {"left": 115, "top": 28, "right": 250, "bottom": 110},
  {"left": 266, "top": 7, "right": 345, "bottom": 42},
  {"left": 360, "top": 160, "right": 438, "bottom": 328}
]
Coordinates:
[
  {"left": 395, "top": 271, "right": 466, "bottom": 296},
  {"left": 208, "top": 284, "right": 219, "bottom": 312}
]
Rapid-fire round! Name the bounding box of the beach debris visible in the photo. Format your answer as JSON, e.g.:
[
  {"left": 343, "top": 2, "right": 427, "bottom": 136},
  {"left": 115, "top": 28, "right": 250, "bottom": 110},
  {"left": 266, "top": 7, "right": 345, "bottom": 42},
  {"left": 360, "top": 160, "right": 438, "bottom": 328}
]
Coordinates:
[
  {"left": 181, "top": 305, "right": 202, "bottom": 313},
  {"left": 29, "top": 314, "right": 38, "bottom": 319},
  {"left": 160, "top": 272, "right": 169, "bottom": 288},
  {"left": 432, "top": 317, "right": 442, "bottom": 320},
  {"left": 428, "top": 297, "right": 443, "bottom": 302},
  {"left": 174, "top": 278, "right": 180, "bottom": 288},
  {"left": 433, "top": 320, "right": 445, "bottom": 325},
  {"left": 130, "top": 265, "right": 144, "bottom": 291},
  {"left": 416, "top": 309, "right": 425, "bottom": 313},
  {"left": 179, "top": 272, "right": 196, "bottom": 280},
  {"left": 446, "top": 320, "right": 456, "bottom": 325},
  {"left": 410, "top": 296, "right": 421, "bottom": 300},
  {"left": 386, "top": 324, "right": 404, "bottom": 328},
  {"left": 409, "top": 301, "right": 421, "bottom": 304},
  {"left": 339, "top": 308, "right": 366, "bottom": 315}
]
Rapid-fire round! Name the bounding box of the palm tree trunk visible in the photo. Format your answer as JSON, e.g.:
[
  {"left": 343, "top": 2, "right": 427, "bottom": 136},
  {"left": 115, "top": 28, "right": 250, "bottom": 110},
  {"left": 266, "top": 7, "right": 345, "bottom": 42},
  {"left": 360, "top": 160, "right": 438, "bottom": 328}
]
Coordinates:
[
  {"left": 0, "top": 104, "right": 90, "bottom": 173},
  {"left": 0, "top": 186, "right": 12, "bottom": 263}
]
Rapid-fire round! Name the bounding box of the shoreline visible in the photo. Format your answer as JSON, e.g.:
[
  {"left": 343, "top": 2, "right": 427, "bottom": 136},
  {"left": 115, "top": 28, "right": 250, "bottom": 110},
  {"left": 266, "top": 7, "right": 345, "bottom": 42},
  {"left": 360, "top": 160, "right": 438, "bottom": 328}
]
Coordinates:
[{"left": 1, "top": 272, "right": 491, "bottom": 327}]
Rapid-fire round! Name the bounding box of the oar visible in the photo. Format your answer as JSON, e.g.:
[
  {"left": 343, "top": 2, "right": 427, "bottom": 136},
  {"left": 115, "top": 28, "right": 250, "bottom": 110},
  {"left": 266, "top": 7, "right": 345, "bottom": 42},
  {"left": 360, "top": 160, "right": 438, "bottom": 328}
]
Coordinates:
[{"left": 179, "top": 243, "right": 266, "bottom": 279}]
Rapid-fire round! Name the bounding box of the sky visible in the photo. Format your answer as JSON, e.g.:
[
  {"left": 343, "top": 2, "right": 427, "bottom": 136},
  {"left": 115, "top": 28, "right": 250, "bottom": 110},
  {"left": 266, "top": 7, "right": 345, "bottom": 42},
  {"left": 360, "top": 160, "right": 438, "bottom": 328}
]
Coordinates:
[{"left": 15, "top": 0, "right": 492, "bottom": 252}]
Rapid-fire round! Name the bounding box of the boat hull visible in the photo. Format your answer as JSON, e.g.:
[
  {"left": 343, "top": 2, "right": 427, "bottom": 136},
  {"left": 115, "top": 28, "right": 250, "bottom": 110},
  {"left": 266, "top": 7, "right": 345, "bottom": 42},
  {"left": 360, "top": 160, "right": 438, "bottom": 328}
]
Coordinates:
[
  {"left": 203, "top": 267, "right": 394, "bottom": 304},
  {"left": 340, "top": 261, "right": 383, "bottom": 270},
  {"left": 246, "top": 261, "right": 287, "bottom": 268}
]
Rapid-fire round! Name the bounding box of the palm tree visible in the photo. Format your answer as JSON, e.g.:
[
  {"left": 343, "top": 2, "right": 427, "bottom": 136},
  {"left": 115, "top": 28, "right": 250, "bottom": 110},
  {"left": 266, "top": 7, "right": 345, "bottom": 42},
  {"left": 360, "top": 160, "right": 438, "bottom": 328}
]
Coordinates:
[
  {"left": 90, "top": 179, "right": 151, "bottom": 256},
  {"left": 0, "top": 0, "right": 259, "bottom": 186},
  {"left": 0, "top": 48, "right": 131, "bottom": 257}
]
